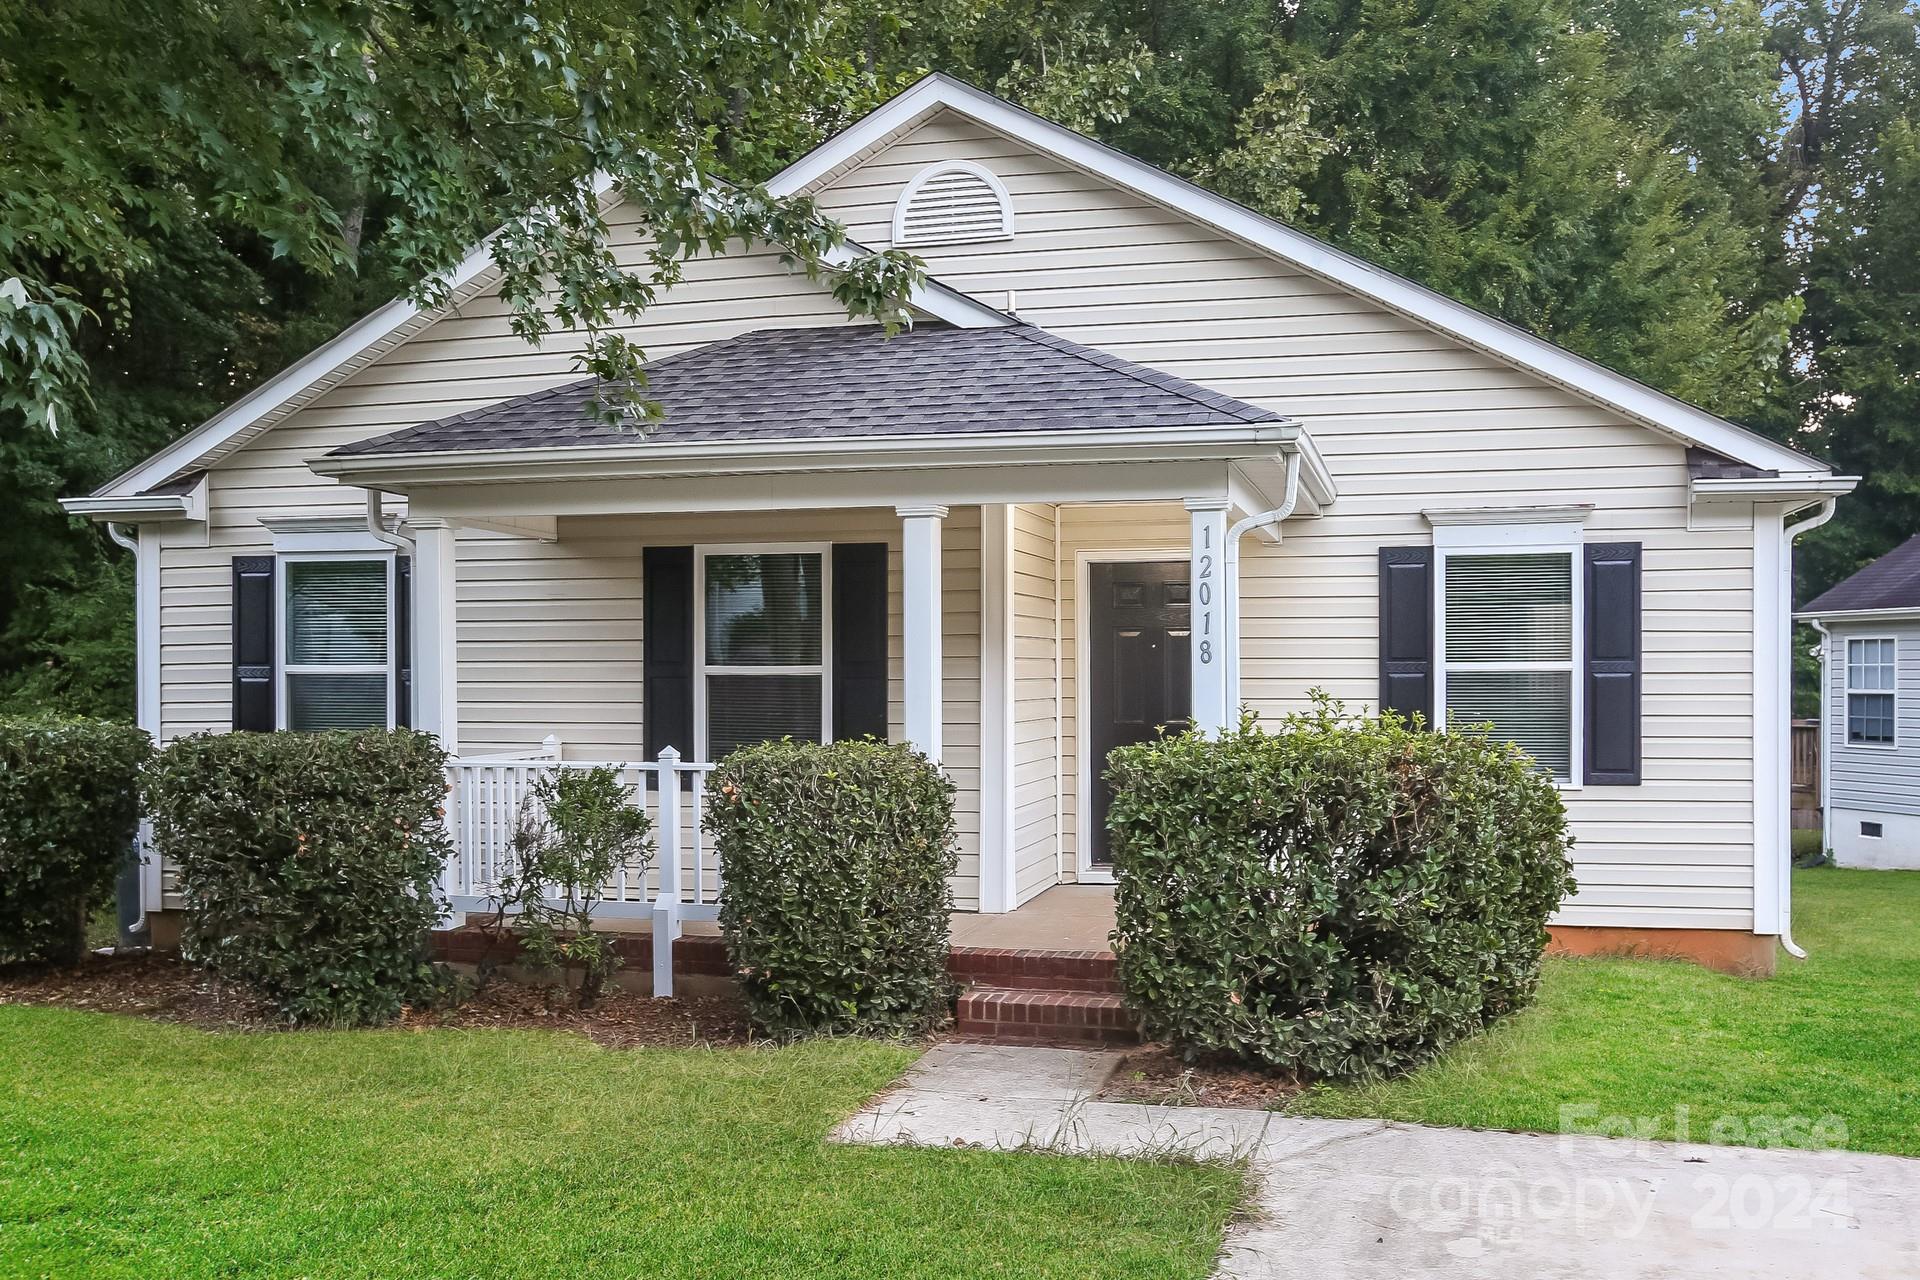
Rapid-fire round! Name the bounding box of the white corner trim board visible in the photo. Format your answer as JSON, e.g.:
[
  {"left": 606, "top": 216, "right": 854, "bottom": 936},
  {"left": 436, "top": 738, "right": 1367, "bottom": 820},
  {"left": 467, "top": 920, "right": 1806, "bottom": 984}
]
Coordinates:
[{"left": 770, "top": 73, "right": 1834, "bottom": 480}]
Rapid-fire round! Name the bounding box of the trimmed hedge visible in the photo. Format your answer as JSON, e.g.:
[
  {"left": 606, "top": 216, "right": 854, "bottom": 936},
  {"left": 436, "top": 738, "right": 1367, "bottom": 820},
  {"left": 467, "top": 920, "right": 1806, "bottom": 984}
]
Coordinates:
[
  {"left": 709, "top": 738, "right": 956, "bottom": 1038},
  {"left": 145, "top": 730, "right": 451, "bottom": 1025},
  {"left": 0, "top": 716, "right": 151, "bottom": 964},
  {"left": 1107, "top": 701, "right": 1575, "bottom": 1079}
]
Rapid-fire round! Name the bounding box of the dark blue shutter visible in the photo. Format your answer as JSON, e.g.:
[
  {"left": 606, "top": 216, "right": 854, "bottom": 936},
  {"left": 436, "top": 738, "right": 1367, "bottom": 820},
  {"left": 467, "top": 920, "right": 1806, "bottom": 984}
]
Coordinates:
[
  {"left": 833, "top": 543, "right": 889, "bottom": 741},
  {"left": 1584, "top": 542, "right": 1642, "bottom": 785},
  {"left": 232, "top": 556, "right": 276, "bottom": 731},
  {"left": 643, "top": 546, "right": 695, "bottom": 761},
  {"left": 394, "top": 555, "right": 412, "bottom": 728},
  {"left": 1378, "top": 546, "right": 1434, "bottom": 727}
]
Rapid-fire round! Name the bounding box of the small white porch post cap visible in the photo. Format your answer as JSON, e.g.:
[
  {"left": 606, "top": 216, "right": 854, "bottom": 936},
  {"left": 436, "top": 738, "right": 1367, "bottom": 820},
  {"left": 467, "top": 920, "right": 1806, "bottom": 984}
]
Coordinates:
[
  {"left": 1182, "top": 497, "right": 1231, "bottom": 512},
  {"left": 895, "top": 503, "right": 950, "bottom": 519}
]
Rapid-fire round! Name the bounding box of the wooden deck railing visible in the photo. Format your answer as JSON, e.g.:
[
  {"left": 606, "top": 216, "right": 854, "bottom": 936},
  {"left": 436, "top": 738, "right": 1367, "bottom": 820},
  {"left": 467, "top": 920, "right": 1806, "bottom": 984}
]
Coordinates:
[{"left": 443, "top": 742, "right": 718, "bottom": 995}]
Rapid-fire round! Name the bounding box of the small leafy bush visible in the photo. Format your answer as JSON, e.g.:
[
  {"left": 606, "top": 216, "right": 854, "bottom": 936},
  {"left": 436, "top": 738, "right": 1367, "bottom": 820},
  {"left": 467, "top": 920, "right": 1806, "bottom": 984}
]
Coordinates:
[
  {"left": 0, "top": 715, "right": 151, "bottom": 965},
  {"left": 710, "top": 738, "right": 956, "bottom": 1038},
  {"left": 1107, "top": 699, "right": 1575, "bottom": 1079},
  {"left": 492, "top": 766, "right": 652, "bottom": 1008},
  {"left": 145, "top": 730, "right": 451, "bottom": 1026}
]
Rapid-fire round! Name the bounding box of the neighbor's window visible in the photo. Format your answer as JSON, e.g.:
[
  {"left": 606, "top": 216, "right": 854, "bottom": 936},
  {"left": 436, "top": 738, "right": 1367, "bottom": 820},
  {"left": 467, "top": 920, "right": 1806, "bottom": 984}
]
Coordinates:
[
  {"left": 1440, "top": 550, "right": 1577, "bottom": 781},
  {"left": 282, "top": 557, "right": 393, "bottom": 731},
  {"left": 699, "top": 550, "right": 828, "bottom": 758},
  {"left": 1846, "top": 637, "right": 1896, "bottom": 746}
]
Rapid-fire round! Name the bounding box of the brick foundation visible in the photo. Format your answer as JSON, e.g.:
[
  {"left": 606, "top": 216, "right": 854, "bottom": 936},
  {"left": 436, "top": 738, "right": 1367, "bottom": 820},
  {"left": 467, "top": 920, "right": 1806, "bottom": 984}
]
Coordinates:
[{"left": 1547, "top": 925, "right": 1778, "bottom": 976}]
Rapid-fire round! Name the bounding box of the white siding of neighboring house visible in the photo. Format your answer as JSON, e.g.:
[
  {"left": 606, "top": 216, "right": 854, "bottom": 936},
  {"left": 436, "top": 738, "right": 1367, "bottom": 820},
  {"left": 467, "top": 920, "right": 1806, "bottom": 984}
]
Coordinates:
[
  {"left": 811, "top": 109, "right": 1763, "bottom": 931},
  {"left": 1823, "top": 619, "right": 1920, "bottom": 869}
]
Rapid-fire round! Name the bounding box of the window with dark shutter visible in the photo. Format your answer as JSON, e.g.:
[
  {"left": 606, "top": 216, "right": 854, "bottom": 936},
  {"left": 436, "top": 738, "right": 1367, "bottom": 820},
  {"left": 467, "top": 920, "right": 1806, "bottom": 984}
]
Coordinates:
[
  {"left": 394, "top": 555, "right": 412, "bottom": 728},
  {"left": 833, "top": 543, "right": 889, "bottom": 740},
  {"left": 232, "top": 557, "right": 276, "bottom": 731},
  {"left": 642, "top": 546, "right": 695, "bottom": 761},
  {"left": 1378, "top": 546, "right": 1434, "bottom": 726},
  {"left": 1584, "top": 542, "right": 1642, "bottom": 784}
]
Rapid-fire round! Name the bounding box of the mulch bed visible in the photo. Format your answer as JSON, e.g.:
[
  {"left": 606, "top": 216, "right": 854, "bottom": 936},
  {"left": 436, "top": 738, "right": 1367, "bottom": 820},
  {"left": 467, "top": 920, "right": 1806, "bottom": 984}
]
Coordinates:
[
  {"left": 0, "top": 951, "right": 755, "bottom": 1049},
  {"left": 1096, "top": 1045, "right": 1302, "bottom": 1109}
]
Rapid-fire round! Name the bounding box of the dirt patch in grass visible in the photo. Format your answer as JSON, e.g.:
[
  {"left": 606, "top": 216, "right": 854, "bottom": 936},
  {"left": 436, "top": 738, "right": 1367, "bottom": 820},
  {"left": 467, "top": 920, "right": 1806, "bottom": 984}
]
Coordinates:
[
  {"left": 0, "top": 952, "right": 276, "bottom": 1029},
  {"left": 1097, "top": 1045, "right": 1301, "bottom": 1109},
  {"left": 0, "top": 952, "right": 754, "bottom": 1049},
  {"left": 401, "top": 975, "right": 755, "bottom": 1049}
]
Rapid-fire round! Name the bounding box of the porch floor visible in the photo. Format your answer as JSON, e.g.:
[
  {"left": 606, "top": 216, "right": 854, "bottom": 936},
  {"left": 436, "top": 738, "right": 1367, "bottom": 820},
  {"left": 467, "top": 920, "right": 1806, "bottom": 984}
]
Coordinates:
[{"left": 949, "top": 885, "right": 1115, "bottom": 953}]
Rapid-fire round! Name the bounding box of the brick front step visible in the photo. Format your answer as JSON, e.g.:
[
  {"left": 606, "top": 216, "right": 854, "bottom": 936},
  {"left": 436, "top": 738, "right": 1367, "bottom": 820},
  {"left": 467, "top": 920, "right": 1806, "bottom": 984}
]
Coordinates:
[
  {"left": 947, "top": 946, "right": 1121, "bottom": 994},
  {"left": 954, "top": 985, "right": 1142, "bottom": 1045}
]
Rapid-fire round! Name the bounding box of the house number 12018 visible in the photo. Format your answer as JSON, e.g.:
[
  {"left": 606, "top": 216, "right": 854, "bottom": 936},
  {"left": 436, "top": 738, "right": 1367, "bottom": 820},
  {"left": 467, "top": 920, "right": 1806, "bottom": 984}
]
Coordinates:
[{"left": 1196, "top": 524, "right": 1214, "bottom": 665}]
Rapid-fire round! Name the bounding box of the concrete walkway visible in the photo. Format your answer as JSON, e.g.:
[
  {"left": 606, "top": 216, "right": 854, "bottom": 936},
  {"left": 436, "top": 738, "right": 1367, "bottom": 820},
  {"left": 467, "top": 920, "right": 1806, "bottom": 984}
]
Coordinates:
[{"left": 833, "top": 1043, "right": 1920, "bottom": 1279}]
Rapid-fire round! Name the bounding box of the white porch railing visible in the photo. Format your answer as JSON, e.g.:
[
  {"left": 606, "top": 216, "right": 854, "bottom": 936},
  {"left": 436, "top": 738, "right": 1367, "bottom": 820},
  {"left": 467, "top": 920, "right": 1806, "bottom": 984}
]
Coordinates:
[{"left": 443, "top": 742, "right": 718, "bottom": 996}]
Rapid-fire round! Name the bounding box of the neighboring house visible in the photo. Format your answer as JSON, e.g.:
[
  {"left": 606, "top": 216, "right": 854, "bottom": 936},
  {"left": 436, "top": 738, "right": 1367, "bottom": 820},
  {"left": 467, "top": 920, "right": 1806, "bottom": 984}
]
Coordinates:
[
  {"left": 1798, "top": 535, "right": 1920, "bottom": 870},
  {"left": 65, "top": 74, "right": 1856, "bottom": 976}
]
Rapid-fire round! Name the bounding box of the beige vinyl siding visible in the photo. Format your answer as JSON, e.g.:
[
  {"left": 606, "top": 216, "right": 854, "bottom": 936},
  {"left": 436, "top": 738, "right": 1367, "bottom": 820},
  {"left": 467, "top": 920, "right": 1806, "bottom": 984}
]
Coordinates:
[
  {"left": 815, "top": 109, "right": 1759, "bottom": 931},
  {"left": 1009, "top": 503, "right": 1061, "bottom": 903},
  {"left": 151, "top": 218, "right": 989, "bottom": 908}
]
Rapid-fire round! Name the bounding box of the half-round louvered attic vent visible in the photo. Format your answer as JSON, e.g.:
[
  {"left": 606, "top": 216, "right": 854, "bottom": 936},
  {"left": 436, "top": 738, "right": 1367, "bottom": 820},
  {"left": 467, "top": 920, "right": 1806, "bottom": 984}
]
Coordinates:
[{"left": 891, "top": 161, "right": 1016, "bottom": 246}]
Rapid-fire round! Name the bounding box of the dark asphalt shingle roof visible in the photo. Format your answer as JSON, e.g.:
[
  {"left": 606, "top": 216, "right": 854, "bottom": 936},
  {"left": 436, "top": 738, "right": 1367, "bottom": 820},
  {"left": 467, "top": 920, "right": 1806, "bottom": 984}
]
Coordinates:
[
  {"left": 1686, "top": 447, "right": 1776, "bottom": 481},
  {"left": 329, "top": 323, "right": 1287, "bottom": 457},
  {"left": 1802, "top": 535, "right": 1920, "bottom": 615}
]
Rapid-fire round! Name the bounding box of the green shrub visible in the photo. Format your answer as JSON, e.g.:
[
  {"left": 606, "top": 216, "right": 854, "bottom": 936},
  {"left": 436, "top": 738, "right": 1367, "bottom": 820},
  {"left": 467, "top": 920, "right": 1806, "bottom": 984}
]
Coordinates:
[
  {"left": 144, "top": 730, "right": 451, "bottom": 1025},
  {"left": 0, "top": 715, "right": 151, "bottom": 965},
  {"left": 709, "top": 738, "right": 956, "bottom": 1038},
  {"left": 1107, "top": 699, "right": 1575, "bottom": 1079},
  {"left": 492, "top": 766, "right": 653, "bottom": 1008}
]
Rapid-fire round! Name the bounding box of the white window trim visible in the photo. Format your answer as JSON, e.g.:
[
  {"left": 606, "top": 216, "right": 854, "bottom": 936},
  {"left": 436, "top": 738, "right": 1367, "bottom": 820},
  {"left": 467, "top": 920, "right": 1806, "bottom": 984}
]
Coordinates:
[
  {"left": 692, "top": 543, "right": 834, "bottom": 763},
  {"left": 275, "top": 551, "right": 397, "bottom": 732},
  {"left": 1843, "top": 635, "right": 1899, "bottom": 750},
  {"left": 1432, "top": 522, "right": 1585, "bottom": 788}
]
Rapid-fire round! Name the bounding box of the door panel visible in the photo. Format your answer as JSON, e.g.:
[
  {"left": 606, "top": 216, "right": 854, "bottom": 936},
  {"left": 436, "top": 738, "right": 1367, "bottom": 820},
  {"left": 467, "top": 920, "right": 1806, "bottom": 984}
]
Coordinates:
[{"left": 1088, "top": 560, "right": 1192, "bottom": 867}]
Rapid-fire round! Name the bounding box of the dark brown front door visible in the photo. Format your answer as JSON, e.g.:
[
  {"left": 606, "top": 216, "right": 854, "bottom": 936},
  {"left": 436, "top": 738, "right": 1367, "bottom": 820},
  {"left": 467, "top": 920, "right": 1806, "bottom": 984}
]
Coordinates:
[{"left": 1088, "top": 560, "right": 1192, "bottom": 867}]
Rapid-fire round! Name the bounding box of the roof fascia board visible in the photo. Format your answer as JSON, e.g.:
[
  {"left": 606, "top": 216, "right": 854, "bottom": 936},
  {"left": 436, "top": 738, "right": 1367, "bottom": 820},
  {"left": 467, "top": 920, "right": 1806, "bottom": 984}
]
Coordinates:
[
  {"left": 1793, "top": 607, "right": 1920, "bottom": 623},
  {"left": 310, "top": 422, "right": 1304, "bottom": 488},
  {"left": 61, "top": 472, "right": 208, "bottom": 523},
  {"left": 771, "top": 75, "right": 1829, "bottom": 478},
  {"left": 1690, "top": 475, "right": 1859, "bottom": 504},
  {"left": 91, "top": 173, "right": 1003, "bottom": 501}
]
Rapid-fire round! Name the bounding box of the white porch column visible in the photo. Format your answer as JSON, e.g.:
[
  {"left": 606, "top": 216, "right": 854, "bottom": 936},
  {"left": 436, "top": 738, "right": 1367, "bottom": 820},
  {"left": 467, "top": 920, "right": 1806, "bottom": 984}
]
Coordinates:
[
  {"left": 410, "top": 518, "right": 459, "bottom": 754},
  {"left": 897, "top": 504, "right": 948, "bottom": 762},
  {"left": 1185, "top": 498, "right": 1230, "bottom": 737}
]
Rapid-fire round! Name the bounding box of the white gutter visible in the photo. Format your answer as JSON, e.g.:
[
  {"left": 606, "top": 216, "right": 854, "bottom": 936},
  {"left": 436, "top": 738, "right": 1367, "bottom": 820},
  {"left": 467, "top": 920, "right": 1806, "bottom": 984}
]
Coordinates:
[
  {"left": 1778, "top": 498, "right": 1838, "bottom": 960},
  {"left": 1222, "top": 450, "right": 1304, "bottom": 713},
  {"left": 1809, "top": 617, "right": 1833, "bottom": 866},
  {"left": 311, "top": 422, "right": 1305, "bottom": 486}
]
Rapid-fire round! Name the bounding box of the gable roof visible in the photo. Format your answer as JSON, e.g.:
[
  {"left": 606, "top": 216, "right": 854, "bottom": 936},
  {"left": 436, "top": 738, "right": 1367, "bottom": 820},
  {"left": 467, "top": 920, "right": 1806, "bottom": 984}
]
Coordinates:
[
  {"left": 1800, "top": 535, "right": 1920, "bottom": 616},
  {"left": 80, "top": 178, "right": 1011, "bottom": 502},
  {"left": 771, "top": 74, "right": 1831, "bottom": 480},
  {"left": 329, "top": 323, "right": 1288, "bottom": 458}
]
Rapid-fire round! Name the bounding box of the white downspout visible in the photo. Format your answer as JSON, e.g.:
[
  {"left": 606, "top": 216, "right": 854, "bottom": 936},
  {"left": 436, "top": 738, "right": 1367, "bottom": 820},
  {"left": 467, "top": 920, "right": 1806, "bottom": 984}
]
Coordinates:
[
  {"left": 104, "top": 522, "right": 147, "bottom": 937},
  {"left": 1778, "top": 498, "right": 1837, "bottom": 960},
  {"left": 1223, "top": 451, "right": 1303, "bottom": 714},
  {"left": 1809, "top": 618, "right": 1833, "bottom": 864},
  {"left": 366, "top": 488, "right": 413, "bottom": 553}
]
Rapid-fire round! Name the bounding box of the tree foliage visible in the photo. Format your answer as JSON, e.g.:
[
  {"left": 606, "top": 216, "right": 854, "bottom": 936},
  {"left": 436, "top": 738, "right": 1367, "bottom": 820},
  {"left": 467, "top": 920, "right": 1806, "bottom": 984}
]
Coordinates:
[{"left": 2, "top": 0, "right": 1916, "bottom": 715}]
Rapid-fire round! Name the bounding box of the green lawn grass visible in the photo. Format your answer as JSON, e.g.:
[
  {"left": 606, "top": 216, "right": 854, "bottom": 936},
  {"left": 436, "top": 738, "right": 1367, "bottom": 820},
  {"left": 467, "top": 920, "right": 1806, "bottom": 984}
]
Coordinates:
[
  {"left": 0, "top": 1015, "right": 1238, "bottom": 1280},
  {"left": 1287, "top": 868, "right": 1920, "bottom": 1155}
]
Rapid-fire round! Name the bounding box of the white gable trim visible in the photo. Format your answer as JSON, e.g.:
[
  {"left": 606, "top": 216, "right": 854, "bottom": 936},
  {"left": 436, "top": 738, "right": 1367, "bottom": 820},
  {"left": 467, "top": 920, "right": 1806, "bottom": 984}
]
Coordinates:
[
  {"left": 770, "top": 74, "right": 1830, "bottom": 479},
  {"left": 89, "top": 177, "right": 1009, "bottom": 501}
]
